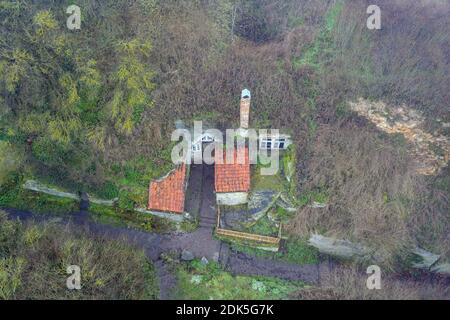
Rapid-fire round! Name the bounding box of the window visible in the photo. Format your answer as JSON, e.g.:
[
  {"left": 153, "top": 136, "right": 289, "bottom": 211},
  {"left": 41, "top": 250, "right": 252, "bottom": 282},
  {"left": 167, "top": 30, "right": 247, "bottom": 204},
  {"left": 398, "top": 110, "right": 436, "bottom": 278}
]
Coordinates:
[
  {"left": 261, "top": 137, "right": 287, "bottom": 149},
  {"left": 192, "top": 143, "right": 201, "bottom": 152},
  {"left": 202, "top": 134, "right": 214, "bottom": 142},
  {"left": 274, "top": 138, "right": 286, "bottom": 149},
  {"left": 260, "top": 138, "right": 272, "bottom": 149}
]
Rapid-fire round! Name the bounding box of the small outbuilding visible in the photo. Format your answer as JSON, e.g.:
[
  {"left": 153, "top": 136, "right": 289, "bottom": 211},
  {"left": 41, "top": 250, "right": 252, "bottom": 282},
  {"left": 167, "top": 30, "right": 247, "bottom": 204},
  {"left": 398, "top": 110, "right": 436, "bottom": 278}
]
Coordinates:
[
  {"left": 148, "top": 164, "right": 187, "bottom": 214},
  {"left": 214, "top": 147, "right": 250, "bottom": 206}
]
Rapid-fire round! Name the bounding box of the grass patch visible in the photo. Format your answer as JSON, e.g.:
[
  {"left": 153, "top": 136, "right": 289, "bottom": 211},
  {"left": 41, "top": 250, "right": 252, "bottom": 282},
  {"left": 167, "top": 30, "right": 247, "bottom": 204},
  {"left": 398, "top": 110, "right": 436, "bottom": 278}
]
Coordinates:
[
  {"left": 252, "top": 163, "right": 285, "bottom": 192},
  {"left": 297, "top": 189, "right": 329, "bottom": 207},
  {"left": 252, "top": 148, "right": 297, "bottom": 194},
  {"left": 0, "top": 210, "right": 158, "bottom": 299},
  {"left": 293, "top": 1, "right": 343, "bottom": 71},
  {"left": 11, "top": 191, "right": 78, "bottom": 215},
  {"left": 88, "top": 144, "right": 175, "bottom": 206},
  {"left": 174, "top": 260, "right": 304, "bottom": 300},
  {"left": 272, "top": 206, "right": 294, "bottom": 223},
  {"left": 230, "top": 238, "right": 319, "bottom": 266},
  {"left": 246, "top": 215, "right": 279, "bottom": 237},
  {"left": 179, "top": 219, "right": 199, "bottom": 233},
  {"left": 0, "top": 174, "right": 78, "bottom": 214},
  {"left": 284, "top": 238, "right": 319, "bottom": 265},
  {"left": 89, "top": 204, "right": 176, "bottom": 234}
]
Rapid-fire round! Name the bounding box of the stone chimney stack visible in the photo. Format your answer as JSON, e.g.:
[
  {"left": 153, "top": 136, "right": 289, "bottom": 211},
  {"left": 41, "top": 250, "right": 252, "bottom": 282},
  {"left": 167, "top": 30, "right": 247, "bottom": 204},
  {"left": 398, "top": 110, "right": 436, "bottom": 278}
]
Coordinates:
[{"left": 240, "top": 89, "right": 251, "bottom": 129}]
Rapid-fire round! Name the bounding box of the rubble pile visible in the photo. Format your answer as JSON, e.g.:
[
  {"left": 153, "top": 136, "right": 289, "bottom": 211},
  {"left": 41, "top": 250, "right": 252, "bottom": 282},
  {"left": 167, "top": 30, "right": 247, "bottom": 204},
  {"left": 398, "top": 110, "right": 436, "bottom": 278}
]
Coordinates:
[{"left": 349, "top": 98, "right": 450, "bottom": 175}]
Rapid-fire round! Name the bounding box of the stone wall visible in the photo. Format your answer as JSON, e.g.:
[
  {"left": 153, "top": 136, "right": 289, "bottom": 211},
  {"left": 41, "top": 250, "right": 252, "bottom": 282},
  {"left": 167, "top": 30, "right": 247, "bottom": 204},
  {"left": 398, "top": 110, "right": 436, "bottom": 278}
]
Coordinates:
[
  {"left": 23, "top": 180, "right": 117, "bottom": 206},
  {"left": 308, "top": 234, "right": 449, "bottom": 275},
  {"left": 135, "top": 208, "right": 187, "bottom": 222},
  {"left": 216, "top": 192, "right": 248, "bottom": 206}
]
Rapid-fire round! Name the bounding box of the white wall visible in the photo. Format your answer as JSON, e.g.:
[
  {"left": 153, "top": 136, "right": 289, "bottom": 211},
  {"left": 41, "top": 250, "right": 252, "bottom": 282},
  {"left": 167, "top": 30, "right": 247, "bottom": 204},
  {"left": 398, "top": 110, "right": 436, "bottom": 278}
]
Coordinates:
[{"left": 216, "top": 192, "right": 248, "bottom": 206}]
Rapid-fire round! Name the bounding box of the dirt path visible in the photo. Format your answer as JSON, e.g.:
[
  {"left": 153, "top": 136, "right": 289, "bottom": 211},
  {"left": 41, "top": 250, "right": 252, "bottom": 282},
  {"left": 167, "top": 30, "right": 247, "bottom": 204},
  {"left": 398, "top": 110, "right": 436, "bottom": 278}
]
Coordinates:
[
  {"left": 224, "top": 251, "right": 328, "bottom": 284},
  {"left": 153, "top": 260, "right": 177, "bottom": 300},
  {"left": 160, "top": 164, "right": 221, "bottom": 261},
  {"left": 5, "top": 207, "right": 326, "bottom": 296},
  {"left": 2, "top": 166, "right": 324, "bottom": 298}
]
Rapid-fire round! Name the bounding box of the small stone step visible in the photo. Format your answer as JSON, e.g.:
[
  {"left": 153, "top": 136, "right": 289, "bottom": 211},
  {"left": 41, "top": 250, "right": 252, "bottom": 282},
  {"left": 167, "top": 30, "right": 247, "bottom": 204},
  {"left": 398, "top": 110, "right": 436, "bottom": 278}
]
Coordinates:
[
  {"left": 200, "top": 214, "right": 216, "bottom": 219},
  {"left": 200, "top": 221, "right": 215, "bottom": 225},
  {"left": 199, "top": 222, "right": 215, "bottom": 228}
]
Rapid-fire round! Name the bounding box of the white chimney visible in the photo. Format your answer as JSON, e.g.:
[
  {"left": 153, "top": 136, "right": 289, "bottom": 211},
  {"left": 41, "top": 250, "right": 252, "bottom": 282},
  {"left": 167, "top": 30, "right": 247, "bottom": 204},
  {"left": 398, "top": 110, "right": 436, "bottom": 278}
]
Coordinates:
[{"left": 240, "top": 89, "right": 251, "bottom": 129}]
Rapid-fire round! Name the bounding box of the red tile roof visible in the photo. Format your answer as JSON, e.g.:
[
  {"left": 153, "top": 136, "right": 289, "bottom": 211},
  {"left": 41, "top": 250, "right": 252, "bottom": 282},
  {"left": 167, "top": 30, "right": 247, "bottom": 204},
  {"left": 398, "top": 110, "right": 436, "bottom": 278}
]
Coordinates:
[
  {"left": 215, "top": 147, "right": 250, "bottom": 193},
  {"left": 148, "top": 164, "right": 186, "bottom": 214}
]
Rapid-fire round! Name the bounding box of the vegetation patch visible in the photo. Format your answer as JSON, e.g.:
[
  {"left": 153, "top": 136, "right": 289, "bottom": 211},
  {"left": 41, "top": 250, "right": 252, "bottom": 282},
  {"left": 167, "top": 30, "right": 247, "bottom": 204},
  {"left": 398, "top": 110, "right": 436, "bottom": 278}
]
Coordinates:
[
  {"left": 174, "top": 259, "right": 303, "bottom": 300},
  {"left": 230, "top": 237, "right": 319, "bottom": 266},
  {"left": 283, "top": 238, "right": 320, "bottom": 265},
  {"left": 0, "top": 175, "right": 78, "bottom": 215},
  {"left": 179, "top": 219, "right": 199, "bottom": 233},
  {"left": 0, "top": 211, "right": 158, "bottom": 299},
  {"left": 293, "top": 1, "right": 343, "bottom": 71},
  {"left": 89, "top": 204, "right": 176, "bottom": 234},
  {"left": 246, "top": 215, "right": 279, "bottom": 237},
  {"left": 297, "top": 189, "right": 329, "bottom": 207},
  {"left": 252, "top": 162, "right": 286, "bottom": 192}
]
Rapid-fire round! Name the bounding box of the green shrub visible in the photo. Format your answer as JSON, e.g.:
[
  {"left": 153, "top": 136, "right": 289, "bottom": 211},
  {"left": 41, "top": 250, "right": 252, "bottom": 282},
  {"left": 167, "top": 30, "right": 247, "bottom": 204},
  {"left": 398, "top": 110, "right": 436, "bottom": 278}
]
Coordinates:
[
  {"left": 247, "top": 216, "right": 278, "bottom": 237},
  {"left": 175, "top": 260, "right": 303, "bottom": 300},
  {"left": 90, "top": 204, "right": 175, "bottom": 234},
  {"left": 0, "top": 211, "right": 158, "bottom": 300},
  {"left": 32, "top": 137, "right": 70, "bottom": 166},
  {"left": 0, "top": 174, "right": 77, "bottom": 214},
  {"left": 0, "top": 141, "right": 23, "bottom": 185},
  {"left": 284, "top": 238, "right": 319, "bottom": 265},
  {"left": 0, "top": 257, "right": 25, "bottom": 299},
  {"left": 230, "top": 237, "right": 319, "bottom": 266},
  {"left": 118, "top": 190, "right": 135, "bottom": 211},
  {"left": 179, "top": 219, "right": 198, "bottom": 233},
  {"left": 93, "top": 181, "right": 119, "bottom": 199}
]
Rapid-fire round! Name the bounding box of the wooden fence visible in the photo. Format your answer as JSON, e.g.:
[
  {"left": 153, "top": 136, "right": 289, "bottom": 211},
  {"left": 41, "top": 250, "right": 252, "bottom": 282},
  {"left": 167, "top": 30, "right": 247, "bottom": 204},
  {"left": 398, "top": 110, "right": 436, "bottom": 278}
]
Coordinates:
[
  {"left": 216, "top": 228, "right": 280, "bottom": 246},
  {"left": 215, "top": 205, "right": 281, "bottom": 247}
]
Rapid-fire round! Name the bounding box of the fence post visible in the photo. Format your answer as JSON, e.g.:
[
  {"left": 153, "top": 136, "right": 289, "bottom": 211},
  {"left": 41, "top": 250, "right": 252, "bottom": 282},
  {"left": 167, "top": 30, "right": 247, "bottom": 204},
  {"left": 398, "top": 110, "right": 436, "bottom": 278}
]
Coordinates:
[{"left": 216, "top": 205, "right": 220, "bottom": 229}]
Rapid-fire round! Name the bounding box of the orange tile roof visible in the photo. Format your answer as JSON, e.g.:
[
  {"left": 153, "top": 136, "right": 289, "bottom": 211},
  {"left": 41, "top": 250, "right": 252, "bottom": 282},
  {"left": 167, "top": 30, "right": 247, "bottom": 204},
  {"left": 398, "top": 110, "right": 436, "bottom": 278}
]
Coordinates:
[
  {"left": 215, "top": 147, "right": 250, "bottom": 193},
  {"left": 148, "top": 164, "right": 186, "bottom": 214}
]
